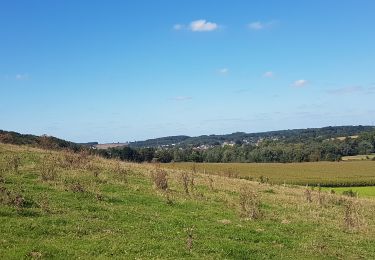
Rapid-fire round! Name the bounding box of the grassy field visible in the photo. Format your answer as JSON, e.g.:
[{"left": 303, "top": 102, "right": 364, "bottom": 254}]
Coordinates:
[
  {"left": 324, "top": 186, "right": 375, "bottom": 198},
  {"left": 163, "top": 161, "right": 375, "bottom": 187},
  {"left": 1, "top": 143, "right": 375, "bottom": 259}
]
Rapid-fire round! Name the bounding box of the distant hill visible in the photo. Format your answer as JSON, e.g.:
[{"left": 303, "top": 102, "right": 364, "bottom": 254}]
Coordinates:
[
  {"left": 128, "top": 125, "right": 375, "bottom": 148},
  {"left": 0, "top": 130, "right": 81, "bottom": 151}
]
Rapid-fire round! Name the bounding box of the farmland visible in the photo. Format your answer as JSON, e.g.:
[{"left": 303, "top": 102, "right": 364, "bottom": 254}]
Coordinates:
[{"left": 163, "top": 161, "right": 375, "bottom": 187}]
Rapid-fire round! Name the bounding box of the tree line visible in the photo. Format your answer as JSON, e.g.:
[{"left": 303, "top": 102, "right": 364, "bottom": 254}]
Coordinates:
[{"left": 96, "top": 131, "right": 375, "bottom": 163}]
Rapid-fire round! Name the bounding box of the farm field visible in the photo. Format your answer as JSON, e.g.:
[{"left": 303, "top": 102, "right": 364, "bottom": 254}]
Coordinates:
[
  {"left": 163, "top": 161, "right": 375, "bottom": 187},
  {"left": 1, "top": 143, "right": 375, "bottom": 259}
]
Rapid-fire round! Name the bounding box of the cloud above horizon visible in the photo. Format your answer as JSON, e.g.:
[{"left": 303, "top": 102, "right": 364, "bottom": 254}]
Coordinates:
[
  {"left": 263, "top": 71, "right": 274, "bottom": 78},
  {"left": 190, "top": 19, "right": 218, "bottom": 31},
  {"left": 248, "top": 21, "right": 276, "bottom": 30},
  {"left": 218, "top": 68, "right": 229, "bottom": 75},
  {"left": 174, "top": 20, "right": 219, "bottom": 32},
  {"left": 291, "top": 79, "right": 308, "bottom": 88},
  {"left": 173, "top": 24, "right": 183, "bottom": 30},
  {"left": 15, "top": 73, "right": 29, "bottom": 80}
]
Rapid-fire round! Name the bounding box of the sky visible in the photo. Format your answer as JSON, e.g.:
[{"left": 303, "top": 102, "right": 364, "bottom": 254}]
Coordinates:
[{"left": 1, "top": 0, "right": 375, "bottom": 143}]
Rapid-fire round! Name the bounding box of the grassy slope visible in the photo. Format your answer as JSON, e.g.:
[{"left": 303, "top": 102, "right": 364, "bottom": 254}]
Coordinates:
[
  {"left": 163, "top": 162, "right": 375, "bottom": 187},
  {"left": 1, "top": 144, "right": 375, "bottom": 259}
]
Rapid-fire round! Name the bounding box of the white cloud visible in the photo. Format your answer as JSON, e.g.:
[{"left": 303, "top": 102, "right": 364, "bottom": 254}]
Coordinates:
[
  {"left": 248, "top": 21, "right": 276, "bottom": 30},
  {"left": 171, "top": 96, "right": 192, "bottom": 101},
  {"left": 292, "top": 79, "right": 308, "bottom": 88},
  {"left": 173, "top": 24, "right": 183, "bottom": 30},
  {"left": 189, "top": 19, "right": 218, "bottom": 32},
  {"left": 218, "top": 68, "right": 229, "bottom": 75},
  {"left": 15, "top": 73, "right": 29, "bottom": 80},
  {"left": 263, "top": 71, "right": 274, "bottom": 78}
]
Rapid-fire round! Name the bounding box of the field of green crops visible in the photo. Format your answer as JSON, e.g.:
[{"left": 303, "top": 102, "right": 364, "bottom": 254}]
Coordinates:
[
  {"left": 163, "top": 161, "right": 375, "bottom": 187},
  {"left": 324, "top": 186, "right": 375, "bottom": 198}
]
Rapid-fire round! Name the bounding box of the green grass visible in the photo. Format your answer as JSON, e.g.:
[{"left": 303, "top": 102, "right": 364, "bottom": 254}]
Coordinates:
[
  {"left": 324, "top": 186, "right": 375, "bottom": 198},
  {"left": 1, "top": 143, "right": 375, "bottom": 259},
  {"left": 163, "top": 161, "right": 375, "bottom": 187}
]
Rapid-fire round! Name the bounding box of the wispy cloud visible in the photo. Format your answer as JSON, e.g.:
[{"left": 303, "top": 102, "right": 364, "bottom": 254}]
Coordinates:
[
  {"left": 291, "top": 79, "right": 308, "bottom": 88},
  {"left": 15, "top": 73, "right": 29, "bottom": 80},
  {"left": 248, "top": 21, "right": 277, "bottom": 30},
  {"left": 189, "top": 19, "right": 218, "bottom": 32},
  {"left": 170, "top": 96, "right": 192, "bottom": 101},
  {"left": 173, "top": 20, "right": 219, "bottom": 32},
  {"left": 173, "top": 24, "right": 183, "bottom": 30},
  {"left": 218, "top": 68, "right": 229, "bottom": 75},
  {"left": 263, "top": 71, "right": 274, "bottom": 78}
]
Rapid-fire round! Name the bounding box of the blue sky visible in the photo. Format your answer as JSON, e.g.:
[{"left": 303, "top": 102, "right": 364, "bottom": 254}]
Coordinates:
[{"left": 1, "top": 0, "right": 375, "bottom": 143}]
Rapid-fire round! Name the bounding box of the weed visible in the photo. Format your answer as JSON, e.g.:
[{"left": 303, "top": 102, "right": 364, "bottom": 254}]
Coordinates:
[
  {"left": 208, "top": 175, "right": 214, "bottom": 191},
  {"left": 152, "top": 168, "right": 168, "bottom": 191},
  {"left": 239, "top": 187, "right": 262, "bottom": 220},
  {"left": 0, "top": 186, "right": 27, "bottom": 209},
  {"left": 344, "top": 199, "right": 361, "bottom": 231},
  {"left": 39, "top": 159, "right": 58, "bottom": 181},
  {"left": 189, "top": 171, "right": 195, "bottom": 194},
  {"left": 115, "top": 162, "right": 129, "bottom": 183},
  {"left": 6, "top": 154, "right": 21, "bottom": 173},
  {"left": 342, "top": 190, "right": 358, "bottom": 198},
  {"left": 304, "top": 186, "right": 312, "bottom": 203},
  {"left": 263, "top": 189, "right": 275, "bottom": 194},
  {"left": 37, "top": 193, "right": 51, "bottom": 213},
  {"left": 186, "top": 227, "right": 194, "bottom": 252},
  {"left": 181, "top": 171, "right": 190, "bottom": 195},
  {"left": 259, "top": 175, "right": 269, "bottom": 184},
  {"left": 70, "top": 182, "right": 85, "bottom": 193}
]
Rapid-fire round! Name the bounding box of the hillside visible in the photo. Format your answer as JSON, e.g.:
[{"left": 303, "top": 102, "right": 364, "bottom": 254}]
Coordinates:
[
  {"left": 1, "top": 143, "right": 374, "bottom": 258},
  {"left": 0, "top": 130, "right": 81, "bottom": 151},
  {"left": 128, "top": 125, "right": 375, "bottom": 148}
]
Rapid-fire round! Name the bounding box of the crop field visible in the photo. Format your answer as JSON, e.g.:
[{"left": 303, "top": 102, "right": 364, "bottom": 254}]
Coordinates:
[
  {"left": 163, "top": 161, "right": 375, "bottom": 187},
  {"left": 1, "top": 143, "right": 375, "bottom": 259}
]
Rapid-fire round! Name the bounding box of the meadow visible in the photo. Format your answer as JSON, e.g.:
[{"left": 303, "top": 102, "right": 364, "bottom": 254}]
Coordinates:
[
  {"left": 163, "top": 161, "right": 375, "bottom": 187},
  {"left": 1, "top": 143, "right": 375, "bottom": 259}
]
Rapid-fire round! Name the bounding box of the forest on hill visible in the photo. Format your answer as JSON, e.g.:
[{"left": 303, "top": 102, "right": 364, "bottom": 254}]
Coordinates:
[
  {"left": 100, "top": 126, "right": 375, "bottom": 163},
  {"left": 128, "top": 125, "right": 375, "bottom": 148}
]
